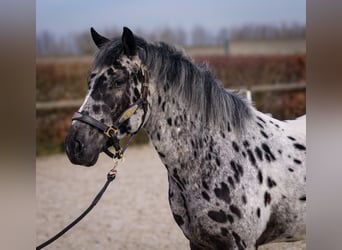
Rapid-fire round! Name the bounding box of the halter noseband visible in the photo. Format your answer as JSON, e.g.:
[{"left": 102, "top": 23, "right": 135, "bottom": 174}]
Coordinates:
[{"left": 72, "top": 69, "right": 149, "bottom": 160}]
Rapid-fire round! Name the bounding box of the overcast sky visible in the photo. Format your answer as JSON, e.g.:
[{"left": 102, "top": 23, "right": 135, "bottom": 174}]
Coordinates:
[{"left": 37, "top": 0, "right": 306, "bottom": 37}]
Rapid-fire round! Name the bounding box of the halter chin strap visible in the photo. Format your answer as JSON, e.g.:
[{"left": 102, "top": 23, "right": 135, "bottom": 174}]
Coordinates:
[{"left": 72, "top": 69, "right": 149, "bottom": 160}]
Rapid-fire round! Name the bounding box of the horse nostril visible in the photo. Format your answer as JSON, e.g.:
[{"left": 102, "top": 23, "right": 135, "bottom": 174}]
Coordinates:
[{"left": 74, "top": 139, "right": 83, "bottom": 154}]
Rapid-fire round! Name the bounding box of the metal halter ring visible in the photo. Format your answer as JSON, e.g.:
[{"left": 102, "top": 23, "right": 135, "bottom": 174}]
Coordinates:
[{"left": 104, "top": 125, "right": 118, "bottom": 138}]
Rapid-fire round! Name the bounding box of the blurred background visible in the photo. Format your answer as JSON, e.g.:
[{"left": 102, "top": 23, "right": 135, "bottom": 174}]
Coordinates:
[{"left": 36, "top": 0, "right": 306, "bottom": 152}]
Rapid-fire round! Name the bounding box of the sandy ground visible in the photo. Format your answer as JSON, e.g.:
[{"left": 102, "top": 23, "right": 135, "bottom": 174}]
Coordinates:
[{"left": 36, "top": 144, "right": 305, "bottom": 250}]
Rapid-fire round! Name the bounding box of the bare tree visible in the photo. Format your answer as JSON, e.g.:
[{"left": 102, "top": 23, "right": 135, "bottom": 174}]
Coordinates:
[
  {"left": 173, "top": 28, "right": 187, "bottom": 45},
  {"left": 36, "top": 23, "right": 306, "bottom": 56},
  {"left": 230, "top": 23, "right": 306, "bottom": 41},
  {"left": 216, "top": 27, "right": 230, "bottom": 45},
  {"left": 103, "top": 26, "right": 121, "bottom": 39},
  {"left": 159, "top": 27, "right": 174, "bottom": 44},
  {"left": 191, "top": 25, "right": 212, "bottom": 45},
  {"left": 36, "top": 31, "right": 75, "bottom": 56},
  {"left": 36, "top": 31, "right": 58, "bottom": 56},
  {"left": 74, "top": 31, "right": 96, "bottom": 55}
]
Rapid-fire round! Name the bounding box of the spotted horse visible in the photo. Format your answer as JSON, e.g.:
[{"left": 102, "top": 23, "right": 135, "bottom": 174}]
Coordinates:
[{"left": 65, "top": 27, "right": 306, "bottom": 250}]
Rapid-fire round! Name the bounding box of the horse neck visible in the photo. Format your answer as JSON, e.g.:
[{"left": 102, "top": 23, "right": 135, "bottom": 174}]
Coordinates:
[
  {"left": 141, "top": 45, "right": 254, "bottom": 171},
  {"left": 143, "top": 80, "right": 202, "bottom": 165},
  {"left": 143, "top": 75, "right": 241, "bottom": 173}
]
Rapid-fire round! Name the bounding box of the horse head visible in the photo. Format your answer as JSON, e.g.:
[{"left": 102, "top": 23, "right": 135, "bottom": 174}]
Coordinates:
[{"left": 65, "top": 27, "right": 151, "bottom": 166}]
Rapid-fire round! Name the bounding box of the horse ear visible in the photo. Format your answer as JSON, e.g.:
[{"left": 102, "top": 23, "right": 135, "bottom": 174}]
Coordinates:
[
  {"left": 122, "top": 27, "right": 137, "bottom": 56},
  {"left": 90, "top": 27, "right": 109, "bottom": 48}
]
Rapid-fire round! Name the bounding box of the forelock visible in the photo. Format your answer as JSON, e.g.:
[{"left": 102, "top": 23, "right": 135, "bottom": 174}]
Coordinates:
[
  {"left": 93, "top": 38, "right": 123, "bottom": 68},
  {"left": 92, "top": 35, "right": 148, "bottom": 69}
]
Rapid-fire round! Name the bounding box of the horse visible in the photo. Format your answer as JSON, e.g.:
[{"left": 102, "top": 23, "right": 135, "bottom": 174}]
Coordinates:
[{"left": 65, "top": 27, "right": 306, "bottom": 250}]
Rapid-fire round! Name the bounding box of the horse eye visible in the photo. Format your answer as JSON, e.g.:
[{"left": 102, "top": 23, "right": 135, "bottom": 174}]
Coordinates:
[
  {"left": 115, "top": 79, "right": 126, "bottom": 86},
  {"left": 109, "top": 79, "right": 125, "bottom": 89}
]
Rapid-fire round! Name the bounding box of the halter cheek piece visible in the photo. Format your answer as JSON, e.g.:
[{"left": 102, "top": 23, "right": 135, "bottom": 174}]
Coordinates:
[{"left": 72, "top": 69, "right": 149, "bottom": 160}]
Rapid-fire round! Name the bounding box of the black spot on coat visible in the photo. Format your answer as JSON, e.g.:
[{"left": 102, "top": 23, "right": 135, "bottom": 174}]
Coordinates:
[
  {"left": 261, "top": 143, "right": 276, "bottom": 162},
  {"left": 232, "top": 231, "right": 245, "bottom": 250},
  {"left": 220, "top": 131, "right": 226, "bottom": 138},
  {"left": 293, "top": 158, "right": 302, "bottom": 164},
  {"left": 202, "top": 180, "right": 209, "bottom": 190},
  {"left": 264, "top": 192, "right": 271, "bottom": 206},
  {"left": 247, "top": 149, "right": 257, "bottom": 167},
  {"left": 232, "top": 141, "right": 240, "bottom": 153},
  {"left": 260, "top": 130, "right": 269, "bottom": 139},
  {"left": 267, "top": 177, "right": 277, "bottom": 188},
  {"left": 221, "top": 227, "right": 228, "bottom": 236},
  {"left": 293, "top": 143, "right": 306, "bottom": 151},
  {"left": 299, "top": 195, "right": 306, "bottom": 201},
  {"left": 227, "top": 122, "right": 231, "bottom": 132},
  {"left": 133, "top": 88, "right": 140, "bottom": 99},
  {"left": 101, "top": 104, "right": 110, "bottom": 113},
  {"left": 172, "top": 213, "right": 184, "bottom": 226},
  {"left": 202, "top": 191, "right": 210, "bottom": 201},
  {"left": 258, "top": 170, "right": 263, "bottom": 184},
  {"left": 227, "top": 214, "right": 234, "bottom": 223},
  {"left": 214, "top": 182, "right": 231, "bottom": 204},
  {"left": 158, "top": 151, "right": 166, "bottom": 158},
  {"left": 257, "top": 116, "right": 266, "bottom": 124},
  {"left": 230, "top": 161, "right": 241, "bottom": 183},
  {"left": 227, "top": 176, "right": 235, "bottom": 189},
  {"left": 229, "top": 205, "right": 242, "bottom": 218},
  {"left": 215, "top": 157, "right": 221, "bottom": 166},
  {"left": 208, "top": 210, "right": 227, "bottom": 223},
  {"left": 242, "top": 195, "right": 247, "bottom": 204},
  {"left": 173, "top": 169, "right": 185, "bottom": 191},
  {"left": 257, "top": 122, "right": 264, "bottom": 129},
  {"left": 255, "top": 147, "right": 263, "bottom": 161},
  {"left": 92, "top": 105, "right": 100, "bottom": 114},
  {"left": 193, "top": 150, "right": 197, "bottom": 158},
  {"left": 243, "top": 140, "right": 250, "bottom": 148}
]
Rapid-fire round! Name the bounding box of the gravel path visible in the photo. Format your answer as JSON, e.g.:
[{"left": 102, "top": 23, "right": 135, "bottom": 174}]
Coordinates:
[{"left": 36, "top": 144, "right": 305, "bottom": 249}]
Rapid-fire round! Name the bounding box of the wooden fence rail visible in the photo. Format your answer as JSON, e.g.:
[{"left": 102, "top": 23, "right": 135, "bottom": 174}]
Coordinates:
[
  {"left": 36, "top": 100, "right": 84, "bottom": 111},
  {"left": 36, "top": 82, "right": 306, "bottom": 111},
  {"left": 240, "top": 82, "right": 306, "bottom": 93}
]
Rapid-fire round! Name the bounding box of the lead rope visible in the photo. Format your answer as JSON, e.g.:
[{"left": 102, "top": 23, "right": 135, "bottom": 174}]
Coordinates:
[{"left": 36, "top": 163, "right": 119, "bottom": 250}]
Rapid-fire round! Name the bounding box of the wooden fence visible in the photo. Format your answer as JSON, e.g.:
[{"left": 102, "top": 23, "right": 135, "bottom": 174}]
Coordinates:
[{"left": 36, "top": 82, "right": 306, "bottom": 111}]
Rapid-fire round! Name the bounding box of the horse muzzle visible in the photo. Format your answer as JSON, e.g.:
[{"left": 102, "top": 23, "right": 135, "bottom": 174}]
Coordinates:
[{"left": 65, "top": 126, "right": 101, "bottom": 167}]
